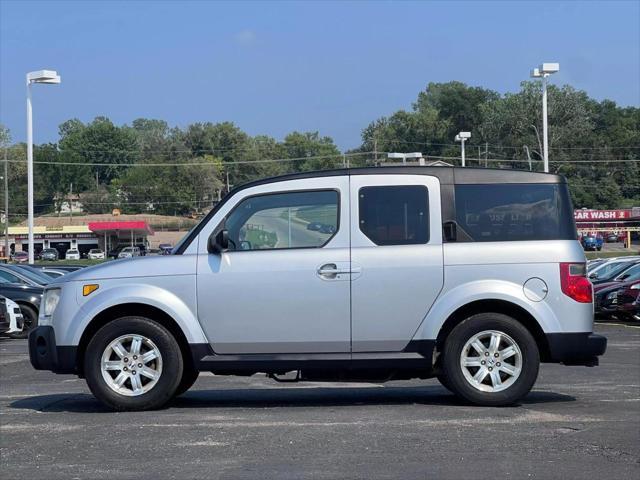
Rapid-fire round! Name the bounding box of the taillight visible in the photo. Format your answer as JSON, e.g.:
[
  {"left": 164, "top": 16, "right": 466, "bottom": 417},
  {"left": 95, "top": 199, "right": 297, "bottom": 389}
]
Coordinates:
[{"left": 560, "top": 262, "right": 592, "bottom": 303}]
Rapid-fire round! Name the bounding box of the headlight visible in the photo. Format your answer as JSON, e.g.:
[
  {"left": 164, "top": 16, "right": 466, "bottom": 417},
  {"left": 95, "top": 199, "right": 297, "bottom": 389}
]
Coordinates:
[
  {"left": 42, "top": 288, "right": 61, "bottom": 317},
  {"left": 606, "top": 291, "right": 617, "bottom": 300}
]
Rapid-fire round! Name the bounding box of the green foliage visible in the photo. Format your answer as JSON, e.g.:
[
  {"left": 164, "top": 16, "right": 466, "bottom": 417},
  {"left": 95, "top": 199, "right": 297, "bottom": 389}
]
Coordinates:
[{"left": 2, "top": 80, "right": 638, "bottom": 221}]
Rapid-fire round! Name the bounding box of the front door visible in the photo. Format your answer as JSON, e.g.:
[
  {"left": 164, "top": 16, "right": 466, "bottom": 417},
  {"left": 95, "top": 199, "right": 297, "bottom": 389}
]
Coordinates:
[
  {"left": 196, "top": 176, "right": 351, "bottom": 354},
  {"left": 349, "top": 174, "right": 444, "bottom": 352}
]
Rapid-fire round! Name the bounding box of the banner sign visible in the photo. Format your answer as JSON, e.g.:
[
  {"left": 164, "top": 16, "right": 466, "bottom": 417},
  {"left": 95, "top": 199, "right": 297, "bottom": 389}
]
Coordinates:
[{"left": 574, "top": 209, "right": 632, "bottom": 221}]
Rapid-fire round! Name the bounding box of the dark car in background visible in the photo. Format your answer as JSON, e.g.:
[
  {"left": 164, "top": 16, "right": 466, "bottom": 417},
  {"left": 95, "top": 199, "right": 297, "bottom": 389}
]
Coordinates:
[
  {"left": 0, "top": 264, "right": 50, "bottom": 287},
  {"left": 594, "top": 264, "right": 640, "bottom": 317},
  {"left": 39, "top": 248, "right": 60, "bottom": 261},
  {"left": 107, "top": 245, "right": 126, "bottom": 259},
  {"left": 0, "top": 279, "right": 43, "bottom": 338},
  {"left": 158, "top": 243, "right": 173, "bottom": 255},
  {"left": 589, "top": 259, "right": 640, "bottom": 285}
]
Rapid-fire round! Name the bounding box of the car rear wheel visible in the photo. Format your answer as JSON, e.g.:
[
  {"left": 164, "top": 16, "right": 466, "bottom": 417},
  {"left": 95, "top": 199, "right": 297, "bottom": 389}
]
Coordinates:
[
  {"left": 440, "top": 313, "right": 539, "bottom": 406},
  {"left": 84, "top": 317, "right": 183, "bottom": 411}
]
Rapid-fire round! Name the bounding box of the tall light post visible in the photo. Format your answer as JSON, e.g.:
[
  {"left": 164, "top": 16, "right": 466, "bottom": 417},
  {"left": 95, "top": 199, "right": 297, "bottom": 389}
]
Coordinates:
[
  {"left": 26, "top": 70, "right": 60, "bottom": 264},
  {"left": 455, "top": 131, "right": 471, "bottom": 167},
  {"left": 530, "top": 63, "right": 559, "bottom": 173}
]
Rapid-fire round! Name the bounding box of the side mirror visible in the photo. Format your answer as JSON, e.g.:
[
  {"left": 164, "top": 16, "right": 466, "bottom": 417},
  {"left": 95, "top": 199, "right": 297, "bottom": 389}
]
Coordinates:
[
  {"left": 208, "top": 229, "right": 229, "bottom": 254},
  {"left": 443, "top": 221, "right": 457, "bottom": 242},
  {"left": 589, "top": 273, "right": 598, "bottom": 279}
]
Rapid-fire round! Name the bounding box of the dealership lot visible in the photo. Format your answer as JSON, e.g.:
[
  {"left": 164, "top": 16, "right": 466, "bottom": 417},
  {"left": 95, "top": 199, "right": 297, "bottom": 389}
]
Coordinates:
[{"left": 1, "top": 322, "right": 638, "bottom": 480}]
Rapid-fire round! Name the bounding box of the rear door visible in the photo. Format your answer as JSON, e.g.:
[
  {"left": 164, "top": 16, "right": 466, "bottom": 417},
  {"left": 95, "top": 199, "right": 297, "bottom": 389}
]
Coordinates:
[{"left": 349, "top": 174, "right": 444, "bottom": 352}]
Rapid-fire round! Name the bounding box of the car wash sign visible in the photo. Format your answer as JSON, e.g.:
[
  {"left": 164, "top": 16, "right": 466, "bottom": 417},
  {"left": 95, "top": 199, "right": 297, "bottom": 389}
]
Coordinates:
[{"left": 574, "top": 209, "right": 632, "bottom": 221}]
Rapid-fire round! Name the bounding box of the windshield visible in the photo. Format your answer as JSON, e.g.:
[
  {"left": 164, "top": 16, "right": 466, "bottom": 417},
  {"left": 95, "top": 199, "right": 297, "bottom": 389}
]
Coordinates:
[
  {"left": 89, "top": 249, "right": 101, "bottom": 253},
  {"left": 615, "top": 264, "right": 640, "bottom": 282},
  {"left": 594, "top": 261, "right": 639, "bottom": 281}
]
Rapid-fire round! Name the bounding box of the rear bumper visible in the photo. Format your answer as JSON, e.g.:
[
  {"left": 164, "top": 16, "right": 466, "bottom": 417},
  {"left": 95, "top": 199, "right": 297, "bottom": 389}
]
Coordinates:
[
  {"left": 545, "top": 332, "right": 607, "bottom": 366},
  {"left": 28, "top": 326, "right": 78, "bottom": 374}
]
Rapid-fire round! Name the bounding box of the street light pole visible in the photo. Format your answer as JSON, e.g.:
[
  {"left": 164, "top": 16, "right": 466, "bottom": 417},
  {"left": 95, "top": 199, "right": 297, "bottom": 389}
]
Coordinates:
[
  {"left": 530, "top": 63, "right": 559, "bottom": 173},
  {"left": 455, "top": 132, "right": 471, "bottom": 167},
  {"left": 26, "top": 79, "right": 34, "bottom": 264},
  {"left": 3, "top": 146, "right": 8, "bottom": 258},
  {"left": 541, "top": 74, "right": 549, "bottom": 174},
  {"left": 25, "top": 70, "right": 61, "bottom": 264}
]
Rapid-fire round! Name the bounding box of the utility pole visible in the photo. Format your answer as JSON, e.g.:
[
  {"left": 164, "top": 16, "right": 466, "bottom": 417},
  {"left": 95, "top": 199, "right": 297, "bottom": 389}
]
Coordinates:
[
  {"left": 484, "top": 142, "right": 488, "bottom": 167},
  {"left": 69, "top": 183, "right": 73, "bottom": 224}
]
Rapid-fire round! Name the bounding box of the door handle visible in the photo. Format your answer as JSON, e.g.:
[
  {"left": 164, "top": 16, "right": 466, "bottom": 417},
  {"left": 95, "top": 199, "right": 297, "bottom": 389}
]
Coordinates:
[{"left": 317, "top": 263, "right": 351, "bottom": 278}]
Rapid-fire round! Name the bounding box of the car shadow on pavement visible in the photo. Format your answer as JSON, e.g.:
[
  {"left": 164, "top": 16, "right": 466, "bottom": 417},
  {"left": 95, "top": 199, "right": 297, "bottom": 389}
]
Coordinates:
[{"left": 9, "top": 386, "right": 575, "bottom": 413}]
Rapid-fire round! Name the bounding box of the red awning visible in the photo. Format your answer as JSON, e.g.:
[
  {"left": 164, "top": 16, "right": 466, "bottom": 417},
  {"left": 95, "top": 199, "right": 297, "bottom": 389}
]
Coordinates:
[{"left": 88, "top": 221, "right": 154, "bottom": 235}]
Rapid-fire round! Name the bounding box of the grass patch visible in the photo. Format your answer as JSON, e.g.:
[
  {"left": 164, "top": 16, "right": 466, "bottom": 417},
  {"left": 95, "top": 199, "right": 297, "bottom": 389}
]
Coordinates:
[
  {"left": 585, "top": 250, "right": 639, "bottom": 259},
  {"left": 35, "top": 259, "right": 109, "bottom": 266}
]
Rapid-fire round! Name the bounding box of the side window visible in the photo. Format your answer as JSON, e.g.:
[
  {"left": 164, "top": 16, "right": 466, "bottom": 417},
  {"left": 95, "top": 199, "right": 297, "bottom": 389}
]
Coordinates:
[
  {"left": 454, "top": 184, "right": 575, "bottom": 242},
  {"left": 358, "top": 185, "right": 429, "bottom": 246},
  {"left": 225, "top": 190, "right": 339, "bottom": 251},
  {"left": 0, "top": 271, "right": 22, "bottom": 284}
]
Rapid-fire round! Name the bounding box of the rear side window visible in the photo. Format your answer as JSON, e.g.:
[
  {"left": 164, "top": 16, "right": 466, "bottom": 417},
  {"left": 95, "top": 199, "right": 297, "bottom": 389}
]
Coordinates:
[
  {"left": 359, "top": 185, "right": 429, "bottom": 246},
  {"left": 454, "top": 184, "right": 575, "bottom": 242}
]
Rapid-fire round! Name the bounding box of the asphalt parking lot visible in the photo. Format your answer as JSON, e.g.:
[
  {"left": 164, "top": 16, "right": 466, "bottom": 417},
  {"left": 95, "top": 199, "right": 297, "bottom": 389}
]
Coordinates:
[{"left": 1, "top": 322, "right": 639, "bottom": 480}]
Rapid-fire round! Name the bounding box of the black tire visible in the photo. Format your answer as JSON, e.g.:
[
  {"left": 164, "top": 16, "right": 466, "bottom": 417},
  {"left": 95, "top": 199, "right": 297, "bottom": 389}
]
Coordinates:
[
  {"left": 84, "top": 316, "right": 183, "bottom": 411},
  {"left": 10, "top": 304, "right": 37, "bottom": 339},
  {"left": 440, "top": 313, "right": 539, "bottom": 407},
  {"left": 174, "top": 368, "right": 199, "bottom": 397},
  {"left": 436, "top": 374, "right": 454, "bottom": 394}
]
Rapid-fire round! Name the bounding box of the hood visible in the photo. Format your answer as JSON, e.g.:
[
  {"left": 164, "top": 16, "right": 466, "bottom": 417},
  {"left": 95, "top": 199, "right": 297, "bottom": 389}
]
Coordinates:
[
  {"left": 0, "top": 283, "right": 44, "bottom": 295},
  {"left": 52, "top": 254, "right": 197, "bottom": 284}
]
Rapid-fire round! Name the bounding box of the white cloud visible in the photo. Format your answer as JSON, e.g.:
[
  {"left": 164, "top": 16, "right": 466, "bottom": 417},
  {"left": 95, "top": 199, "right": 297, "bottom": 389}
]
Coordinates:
[{"left": 233, "top": 29, "right": 256, "bottom": 46}]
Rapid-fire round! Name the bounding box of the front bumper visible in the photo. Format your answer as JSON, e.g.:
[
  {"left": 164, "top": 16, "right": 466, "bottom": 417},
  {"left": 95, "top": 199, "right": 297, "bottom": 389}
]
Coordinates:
[
  {"left": 28, "top": 326, "right": 78, "bottom": 374},
  {"left": 545, "top": 332, "right": 607, "bottom": 366}
]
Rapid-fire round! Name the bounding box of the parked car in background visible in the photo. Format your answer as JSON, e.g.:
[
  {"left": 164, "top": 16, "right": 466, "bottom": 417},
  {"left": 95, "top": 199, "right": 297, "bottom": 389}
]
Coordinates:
[
  {"left": 0, "top": 264, "right": 50, "bottom": 287},
  {"left": 107, "top": 245, "right": 126, "bottom": 259},
  {"left": 14, "top": 264, "right": 66, "bottom": 280},
  {"left": 581, "top": 234, "right": 603, "bottom": 251},
  {"left": 0, "top": 296, "right": 10, "bottom": 335},
  {"left": 11, "top": 251, "right": 29, "bottom": 263},
  {"left": 589, "top": 259, "right": 640, "bottom": 285},
  {"left": 0, "top": 279, "right": 43, "bottom": 338},
  {"left": 612, "top": 281, "right": 640, "bottom": 321},
  {"left": 605, "top": 233, "right": 619, "bottom": 243},
  {"left": 1, "top": 295, "right": 24, "bottom": 335},
  {"left": 40, "top": 248, "right": 60, "bottom": 261},
  {"left": 35, "top": 265, "right": 85, "bottom": 274},
  {"left": 37, "top": 269, "right": 67, "bottom": 279},
  {"left": 118, "top": 246, "right": 141, "bottom": 258},
  {"left": 88, "top": 249, "right": 105, "bottom": 260},
  {"left": 158, "top": 244, "right": 173, "bottom": 255},
  {"left": 65, "top": 249, "right": 81, "bottom": 260}
]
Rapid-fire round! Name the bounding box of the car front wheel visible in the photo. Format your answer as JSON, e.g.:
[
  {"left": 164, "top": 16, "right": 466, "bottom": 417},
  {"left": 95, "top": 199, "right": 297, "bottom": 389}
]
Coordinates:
[
  {"left": 440, "top": 313, "right": 540, "bottom": 406},
  {"left": 84, "top": 317, "right": 183, "bottom": 411}
]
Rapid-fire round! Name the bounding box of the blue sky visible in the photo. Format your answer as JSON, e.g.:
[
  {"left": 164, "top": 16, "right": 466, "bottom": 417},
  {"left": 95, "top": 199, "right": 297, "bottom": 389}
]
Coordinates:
[{"left": 1, "top": 0, "right": 639, "bottom": 150}]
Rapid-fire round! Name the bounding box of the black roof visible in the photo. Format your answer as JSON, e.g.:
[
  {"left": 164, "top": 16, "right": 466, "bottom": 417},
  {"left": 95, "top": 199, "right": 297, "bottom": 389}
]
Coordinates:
[{"left": 230, "top": 166, "right": 565, "bottom": 194}]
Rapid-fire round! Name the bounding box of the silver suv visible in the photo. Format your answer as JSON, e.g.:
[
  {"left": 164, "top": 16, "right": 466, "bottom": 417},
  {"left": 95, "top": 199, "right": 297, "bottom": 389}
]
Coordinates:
[{"left": 29, "top": 167, "right": 606, "bottom": 410}]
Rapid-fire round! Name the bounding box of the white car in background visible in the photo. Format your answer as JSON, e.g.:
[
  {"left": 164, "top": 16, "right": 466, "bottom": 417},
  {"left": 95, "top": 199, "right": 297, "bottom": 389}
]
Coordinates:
[
  {"left": 88, "top": 249, "right": 105, "bottom": 260},
  {"left": 117, "top": 246, "right": 140, "bottom": 258},
  {"left": 65, "top": 249, "right": 81, "bottom": 260},
  {"left": 1, "top": 296, "right": 24, "bottom": 335}
]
